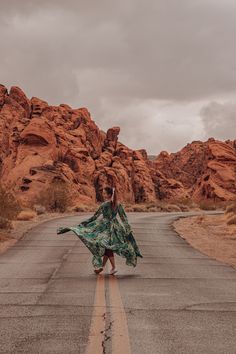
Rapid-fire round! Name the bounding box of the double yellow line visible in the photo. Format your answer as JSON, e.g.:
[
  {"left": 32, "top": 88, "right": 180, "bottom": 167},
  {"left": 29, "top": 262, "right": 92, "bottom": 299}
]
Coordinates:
[{"left": 85, "top": 274, "right": 132, "bottom": 354}]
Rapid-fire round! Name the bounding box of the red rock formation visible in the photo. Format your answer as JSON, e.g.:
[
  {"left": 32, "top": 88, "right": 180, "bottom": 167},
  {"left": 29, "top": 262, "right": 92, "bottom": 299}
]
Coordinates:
[
  {"left": 0, "top": 84, "right": 235, "bottom": 208},
  {"left": 0, "top": 85, "right": 159, "bottom": 207},
  {"left": 152, "top": 138, "right": 236, "bottom": 202}
]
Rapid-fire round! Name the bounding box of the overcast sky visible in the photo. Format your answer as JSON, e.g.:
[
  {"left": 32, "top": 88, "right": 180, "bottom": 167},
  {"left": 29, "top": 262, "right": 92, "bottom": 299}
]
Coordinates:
[{"left": 1, "top": 0, "right": 236, "bottom": 154}]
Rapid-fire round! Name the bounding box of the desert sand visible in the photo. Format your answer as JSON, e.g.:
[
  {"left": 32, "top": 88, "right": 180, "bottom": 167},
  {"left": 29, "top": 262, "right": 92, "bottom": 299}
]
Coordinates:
[{"left": 174, "top": 214, "right": 236, "bottom": 268}]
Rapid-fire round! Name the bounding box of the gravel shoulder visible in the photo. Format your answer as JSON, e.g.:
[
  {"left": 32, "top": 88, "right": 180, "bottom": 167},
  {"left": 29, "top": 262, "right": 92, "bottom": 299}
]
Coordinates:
[{"left": 173, "top": 213, "right": 236, "bottom": 268}]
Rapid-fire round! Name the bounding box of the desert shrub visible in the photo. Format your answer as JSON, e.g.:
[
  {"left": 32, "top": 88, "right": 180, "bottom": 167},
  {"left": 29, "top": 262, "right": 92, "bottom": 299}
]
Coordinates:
[
  {"left": 146, "top": 202, "right": 158, "bottom": 209},
  {"left": 0, "top": 217, "right": 13, "bottom": 229},
  {"left": 33, "top": 204, "right": 46, "bottom": 215},
  {"left": 35, "top": 181, "right": 71, "bottom": 213},
  {"left": 195, "top": 214, "right": 206, "bottom": 224},
  {"left": 167, "top": 204, "right": 182, "bottom": 212},
  {"left": 133, "top": 204, "right": 147, "bottom": 212},
  {"left": 199, "top": 200, "right": 216, "bottom": 210},
  {"left": 169, "top": 196, "right": 194, "bottom": 207},
  {"left": 225, "top": 212, "right": 235, "bottom": 221},
  {"left": 16, "top": 210, "right": 37, "bottom": 221},
  {"left": 225, "top": 203, "right": 236, "bottom": 215},
  {"left": 73, "top": 204, "right": 90, "bottom": 212},
  {"left": 0, "top": 184, "right": 21, "bottom": 220},
  {"left": 177, "top": 204, "right": 190, "bottom": 212},
  {"left": 124, "top": 206, "right": 134, "bottom": 212},
  {"left": 227, "top": 215, "right": 236, "bottom": 225},
  {"left": 148, "top": 206, "right": 161, "bottom": 212}
]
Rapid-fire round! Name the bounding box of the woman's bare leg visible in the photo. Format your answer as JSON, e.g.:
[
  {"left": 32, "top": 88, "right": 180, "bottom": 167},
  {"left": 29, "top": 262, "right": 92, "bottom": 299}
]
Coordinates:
[
  {"left": 109, "top": 256, "right": 116, "bottom": 270},
  {"left": 102, "top": 255, "right": 109, "bottom": 267}
]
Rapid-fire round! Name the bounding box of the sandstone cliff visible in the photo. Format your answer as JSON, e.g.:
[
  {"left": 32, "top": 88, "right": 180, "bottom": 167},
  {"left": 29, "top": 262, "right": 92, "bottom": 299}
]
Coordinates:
[{"left": 0, "top": 84, "right": 235, "bottom": 208}]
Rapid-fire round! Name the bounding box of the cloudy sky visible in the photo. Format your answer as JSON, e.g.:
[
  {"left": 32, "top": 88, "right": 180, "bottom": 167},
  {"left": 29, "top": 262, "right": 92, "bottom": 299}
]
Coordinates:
[{"left": 1, "top": 0, "right": 236, "bottom": 154}]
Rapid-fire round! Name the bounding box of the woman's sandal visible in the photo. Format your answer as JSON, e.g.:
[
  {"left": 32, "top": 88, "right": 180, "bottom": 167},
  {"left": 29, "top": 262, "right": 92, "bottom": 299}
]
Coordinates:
[{"left": 94, "top": 267, "right": 103, "bottom": 274}]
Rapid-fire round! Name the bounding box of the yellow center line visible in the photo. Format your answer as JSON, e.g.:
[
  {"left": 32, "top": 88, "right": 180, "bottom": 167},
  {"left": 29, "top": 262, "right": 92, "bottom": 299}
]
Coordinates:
[
  {"left": 85, "top": 274, "right": 106, "bottom": 354},
  {"left": 109, "top": 275, "right": 132, "bottom": 354}
]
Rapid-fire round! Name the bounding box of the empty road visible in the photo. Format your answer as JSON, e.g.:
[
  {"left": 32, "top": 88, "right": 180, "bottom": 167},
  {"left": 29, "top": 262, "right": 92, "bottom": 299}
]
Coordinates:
[{"left": 0, "top": 211, "right": 236, "bottom": 354}]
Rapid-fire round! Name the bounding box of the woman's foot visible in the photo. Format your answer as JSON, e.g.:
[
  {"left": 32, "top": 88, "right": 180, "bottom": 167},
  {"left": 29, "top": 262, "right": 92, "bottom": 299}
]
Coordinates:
[
  {"left": 110, "top": 268, "right": 118, "bottom": 275},
  {"left": 94, "top": 267, "right": 103, "bottom": 274}
]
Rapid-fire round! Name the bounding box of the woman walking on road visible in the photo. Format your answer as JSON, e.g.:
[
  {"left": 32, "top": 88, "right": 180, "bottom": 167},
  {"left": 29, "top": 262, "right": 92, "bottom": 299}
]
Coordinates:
[{"left": 57, "top": 187, "right": 142, "bottom": 275}]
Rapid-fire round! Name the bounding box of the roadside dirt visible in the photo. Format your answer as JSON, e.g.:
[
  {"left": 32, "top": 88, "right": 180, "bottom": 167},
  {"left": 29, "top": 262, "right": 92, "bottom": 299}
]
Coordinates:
[
  {"left": 173, "top": 214, "right": 236, "bottom": 268},
  {"left": 0, "top": 211, "right": 81, "bottom": 254}
]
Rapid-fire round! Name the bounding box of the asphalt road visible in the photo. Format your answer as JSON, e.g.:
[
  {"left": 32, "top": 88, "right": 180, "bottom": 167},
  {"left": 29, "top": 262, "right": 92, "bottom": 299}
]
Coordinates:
[{"left": 0, "top": 211, "right": 236, "bottom": 354}]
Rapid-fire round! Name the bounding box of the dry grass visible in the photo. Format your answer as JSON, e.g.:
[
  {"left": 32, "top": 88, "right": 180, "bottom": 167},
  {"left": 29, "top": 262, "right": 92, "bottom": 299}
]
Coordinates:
[
  {"left": 16, "top": 210, "right": 37, "bottom": 221},
  {"left": 165, "top": 204, "right": 182, "bottom": 212},
  {"left": 72, "top": 204, "right": 96, "bottom": 212},
  {"left": 33, "top": 204, "right": 46, "bottom": 215},
  {"left": 227, "top": 215, "right": 236, "bottom": 225},
  {"left": 199, "top": 200, "right": 217, "bottom": 210},
  {"left": 195, "top": 214, "right": 206, "bottom": 224},
  {"left": 225, "top": 203, "right": 236, "bottom": 214},
  {"left": 0, "top": 217, "right": 13, "bottom": 230}
]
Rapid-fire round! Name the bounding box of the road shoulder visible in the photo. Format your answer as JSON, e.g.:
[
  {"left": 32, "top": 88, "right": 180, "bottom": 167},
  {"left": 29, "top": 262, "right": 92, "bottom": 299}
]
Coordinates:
[{"left": 173, "top": 213, "right": 236, "bottom": 268}]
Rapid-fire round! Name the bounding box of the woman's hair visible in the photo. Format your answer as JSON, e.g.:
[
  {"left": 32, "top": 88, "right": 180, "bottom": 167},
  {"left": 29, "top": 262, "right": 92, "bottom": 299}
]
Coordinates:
[{"left": 104, "top": 186, "right": 118, "bottom": 210}]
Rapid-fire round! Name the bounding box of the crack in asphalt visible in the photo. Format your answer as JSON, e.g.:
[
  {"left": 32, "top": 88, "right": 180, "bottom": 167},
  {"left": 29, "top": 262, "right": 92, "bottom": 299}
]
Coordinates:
[{"left": 101, "top": 312, "right": 113, "bottom": 354}]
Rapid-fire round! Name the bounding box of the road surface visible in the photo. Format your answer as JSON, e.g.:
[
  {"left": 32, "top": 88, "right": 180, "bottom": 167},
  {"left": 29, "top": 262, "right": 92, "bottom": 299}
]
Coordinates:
[{"left": 0, "top": 211, "right": 236, "bottom": 354}]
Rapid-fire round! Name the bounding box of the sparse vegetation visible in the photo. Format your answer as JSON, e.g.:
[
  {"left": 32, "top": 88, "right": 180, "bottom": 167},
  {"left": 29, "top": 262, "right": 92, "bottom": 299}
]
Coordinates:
[
  {"left": 0, "top": 217, "right": 13, "bottom": 230},
  {"left": 34, "top": 181, "right": 71, "bottom": 212},
  {"left": 224, "top": 202, "right": 236, "bottom": 226},
  {"left": 226, "top": 215, "right": 236, "bottom": 225},
  {"left": 73, "top": 204, "right": 96, "bottom": 212},
  {"left": 225, "top": 203, "right": 236, "bottom": 214},
  {"left": 199, "top": 200, "right": 217, "bottom": 210},
  {"left": 33, "top": 204, "right": 46, "bottom": 215},
  {"left": 0, "top": 184, "right": 21, "bottom": 220},
  {"left": 16, "top": 210, "right": 37, "bottom": 221}
]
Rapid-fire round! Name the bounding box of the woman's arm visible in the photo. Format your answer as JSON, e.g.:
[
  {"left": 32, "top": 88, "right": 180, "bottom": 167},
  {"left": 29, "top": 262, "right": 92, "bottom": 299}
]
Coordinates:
[
  {"left": 80, "top": 203, "right": 103, "bottom": 225},
  {"left": 117, "top": 203, "right": 131, "bottom": 233}
]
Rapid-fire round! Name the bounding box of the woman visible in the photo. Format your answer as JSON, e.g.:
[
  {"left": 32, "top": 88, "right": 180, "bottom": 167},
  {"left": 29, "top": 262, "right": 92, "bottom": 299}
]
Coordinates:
[{"left": 57, "top": 187, "right": 142, "bottom": 275}]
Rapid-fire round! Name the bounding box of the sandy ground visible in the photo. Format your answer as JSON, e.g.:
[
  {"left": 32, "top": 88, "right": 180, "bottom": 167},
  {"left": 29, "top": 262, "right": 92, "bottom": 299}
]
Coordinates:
[
  {"left": 0, "top": 211, "right": 80, "bottom": 254},
  {"left": 174, "top": 214, "right": 236, "bottom": 268}
]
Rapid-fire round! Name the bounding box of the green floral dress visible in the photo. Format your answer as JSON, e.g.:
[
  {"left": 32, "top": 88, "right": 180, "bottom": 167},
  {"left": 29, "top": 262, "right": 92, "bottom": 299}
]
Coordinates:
[{"left": 57, "top": 201, "right": 143, "bottom": 268}]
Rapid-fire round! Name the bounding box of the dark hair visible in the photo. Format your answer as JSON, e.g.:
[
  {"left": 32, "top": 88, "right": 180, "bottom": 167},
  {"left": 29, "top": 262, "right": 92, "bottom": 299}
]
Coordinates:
[{"left": 104, "top": 186, "right": 118, "bottom": 210}]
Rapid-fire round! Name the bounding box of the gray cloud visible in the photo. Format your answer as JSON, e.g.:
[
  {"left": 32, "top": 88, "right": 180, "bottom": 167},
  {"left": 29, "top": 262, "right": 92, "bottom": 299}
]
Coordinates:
[
  {"left": 1, "top": 0, "right": 236, "bottom": 153},
  {"left": 200, "top": 101, "right": 236, "bottom": 141}
]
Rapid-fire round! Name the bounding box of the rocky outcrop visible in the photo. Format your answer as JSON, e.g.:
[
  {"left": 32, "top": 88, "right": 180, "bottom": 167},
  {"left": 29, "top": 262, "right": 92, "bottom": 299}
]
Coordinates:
[
  {"left": 0, "top": 85, "right": 160, "bottom": 207},
  {"left": 152, "top": 138, "right": 236, "bottom": 202},
  {"left": 0, "top": 84, "right": 235, "bottom": 207}
]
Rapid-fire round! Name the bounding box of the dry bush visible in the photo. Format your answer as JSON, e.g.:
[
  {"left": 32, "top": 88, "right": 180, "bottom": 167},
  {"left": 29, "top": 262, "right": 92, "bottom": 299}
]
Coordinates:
[
  {"left": 227, "top": 215, "right": 236, "bottom": 225},
  {"left": 16, "top": 210, "right": 37, "bottom": 221},
  {"left": 124, "top": 206, "right": 134, "bottom": 212},
  {"left": 199, "top": 200, "right": 217, "bottom": 210},
  {"left": 164, "top": 204, "right": 182, "bottom": 212},
  {"left": 195, "top": 214, "right": 206, "bottom": 224},
  {"left": 0, "top": 184, "right": 21, "bottom": 220},
  {"left": 0, "top": 217, "right": 13, "bottom": 230},
  {"left": 169, "top": 196, "right": 194, "bottom": 207},
  {"left": 133, "top": 204, "right": 147, "bottom": 212},
  {"left": 33, "top": 204, "right": 46, "bottom": 215},
  {"left": 35, "top": 181, "right": 71, "bottom": 213},
  {"left": 148, "top": 206, "right": 161, "bottom": 212},
  {"left": 225, "top": 212, "right": 235, "bottom": 220},
  {"left": 176, "top": 204, "right": 190, "bottom": 212},
  {"left": 225, "top": 203, "right": 236, "bottom": 215},
  {"left": 73, "top": 204, "right": 91, "bottom": 212}
]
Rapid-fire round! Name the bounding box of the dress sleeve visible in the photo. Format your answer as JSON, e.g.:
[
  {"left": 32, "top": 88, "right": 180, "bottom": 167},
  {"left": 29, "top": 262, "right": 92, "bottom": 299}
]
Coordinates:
[
  {"left": 80, "top": 203, "right": 103, "bottom": 225},
  {"left": 118, "top": 203, "right": 131, "bottom": 233}
]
